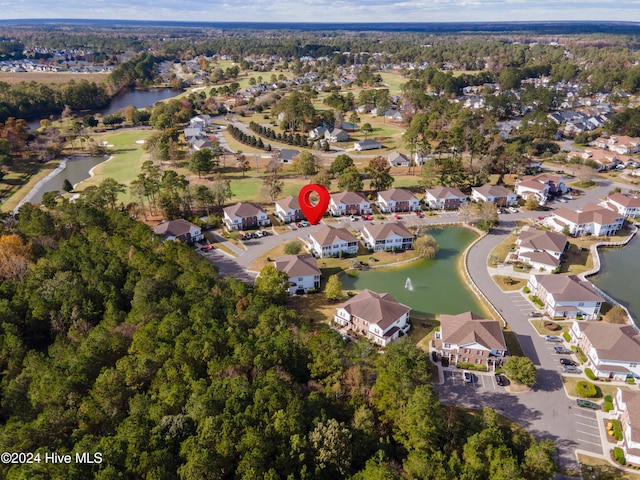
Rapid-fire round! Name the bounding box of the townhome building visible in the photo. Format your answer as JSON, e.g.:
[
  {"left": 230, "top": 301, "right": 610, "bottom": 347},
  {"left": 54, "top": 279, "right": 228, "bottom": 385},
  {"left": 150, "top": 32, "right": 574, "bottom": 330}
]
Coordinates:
[
  {"left": 152, "top": 219, "right": 204, "bottom": 244},
  {"left": 527, "top": 274, "right": 604, "bottom": 319},
  {"left": 333, "top": 289, "right": 411, "bottom": 346},
  {"left": 544, "top": 203, "right": 624, "bottom": 237},
  {"left": 613, "top": 389, "right": 640, "bottom": 465},
  {"left": 274, "top": 254, "right": 321, "bottom": 294},
  {"left": 377, "top": 188, "right": 420, "bottom": 212},
  {"left": 515, "top": 226, "right": 568, "bottom": 272},
  {"left": 599, "top": 193, "right": 640, "bottom": 219},
  {"left": 274, "top": 195, "right": 304, "bottom": 223},
  {"left": 308, "top": 225, "right": 358, "bottom": 258},
  {"left": 425, "top": 186, "right": 467, "bottom": 210},
  {"left": 223, "top": 202, "right": 271, "bottom": 230},
  {"left": 361, "top": 222, "right": 414, "bottom": 252},
  {"left": 471, "top": 184, "right": 518, "bottom": 206},
  {"left": 329, "top": 192, "right": 371, "bottom": 216}
]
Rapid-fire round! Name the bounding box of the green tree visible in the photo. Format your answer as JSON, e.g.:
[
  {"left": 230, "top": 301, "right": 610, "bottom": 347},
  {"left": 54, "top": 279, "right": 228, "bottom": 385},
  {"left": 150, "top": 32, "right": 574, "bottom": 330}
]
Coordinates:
[
  {"left": 338, "top": 166, "right": 363, "bottom": 192},
  {"left": 502, "top": 356, "right": 537, "bottom": 386},
  {"left": 283, "top": 240, "right": 302, "bottom": 255},
  {"left": 309, "top": 418, "right": 353, "bottom": 477},
  {"left": 189, "top": 149, "right": 214, "bottom": 178},
  {"left": 210, "top": 174, "right": 233, "bottom": 208},
  {"left": 62, "top": 179, "right": 73, "bottom": 193},
  {"left": 414, "top": 234, "right": 439, "bottom": 259},
  {"left": 394, "top": 384, "right": 443, "bottom": 453},
  {"left": 235, "top": 151, "right": 250, "bottom": 177},
  {"left": 311, "top": 169, "right": 332, "bottom": 190},
  {"left": 361, "top": 123, "right": 373, "bottom": 139},
  {"left": 365, "top": 157, "right": 394, "bottom": 191},
  {"left": 292, "top": 151, "right": 320, "bottom": 179},
  {"left": 522, "top": 439, "right": 558, "bottom": 480},
  {"left": 262, "top": 174, "right": 284, "bottom": 202},
  {"left": 325, "top": 274, "right": 343, "bottom": 301},
  {"left": 254, "top": 264, "right": 288, "bottom": 305},
  {"left": 331, "top": 154, "right": 354, "bottom": 176}
]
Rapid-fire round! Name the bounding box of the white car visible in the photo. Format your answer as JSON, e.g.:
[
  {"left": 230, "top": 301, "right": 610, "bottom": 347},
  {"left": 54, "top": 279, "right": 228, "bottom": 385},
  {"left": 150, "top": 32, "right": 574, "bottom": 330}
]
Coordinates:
[
  {"left": 463, "top": 370, "right": 473, "bottom": 383},
  {"left": 508, "top": 207, "right": 518, "bottom": 213}
]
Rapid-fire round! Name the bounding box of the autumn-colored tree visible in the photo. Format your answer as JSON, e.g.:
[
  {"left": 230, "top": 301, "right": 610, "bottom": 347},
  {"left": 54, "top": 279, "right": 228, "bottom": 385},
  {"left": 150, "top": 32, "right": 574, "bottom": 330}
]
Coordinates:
[{"left": 0, "top": 234, "right": 32, "bottom": 281}]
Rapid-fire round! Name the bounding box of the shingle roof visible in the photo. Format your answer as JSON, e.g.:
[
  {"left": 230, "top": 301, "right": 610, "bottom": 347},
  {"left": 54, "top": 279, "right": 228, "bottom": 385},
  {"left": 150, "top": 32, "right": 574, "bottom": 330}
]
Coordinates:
[
  {"left": 518, "top": 226, "right": 568, "bottom": 254},
  {"left": 620, "top": 389, "right": 640, "bottom": 444},
  {"left": 224, "top": 202, "right": 266, "bottom": 218},
  {"left": 519, "top": 251, "right": 561, "bottom": 268},
  {"left": 377, "top": 188, "right": 417, "bottom": 202},
  {"left": 364, "top": 221, "right": 413, "bottom": 241},
  {"left": 274, "top": 254, "right": 320, "bottom": 278},
  {"left": 310, "top": 225, "right": 357, "bottom": 246},
  {"left": 608, "top": 193, "right": 640, "bottom": 208},
  {"left": 275, "top": 195, "right": 300, "bottom": 210},
  {"left": 532, "top": 274, "right": 603, "bottom": 303},
  {"left": 425, "top": 186, "right": 466, "bottom": 199},
  {"left": 440, "top": 311, "right": 507, "bottom": 350},
  {"left": 578, "top": 322, "right": 640, "bottom": 363},
  {"left": 554, "top": 203, "right": 622, "bottom": 226},
  {"left": 152, "top": 219, "right": 198, "bottom": 239},
  {"left": 473, "top": 184, "right": 514, "bottom": 198},
  {"left": 331, "top": 191, "right": 368, "bottom": 205},
  {"left": 340, "top": 289, "right": 411, "bottom": 330}
]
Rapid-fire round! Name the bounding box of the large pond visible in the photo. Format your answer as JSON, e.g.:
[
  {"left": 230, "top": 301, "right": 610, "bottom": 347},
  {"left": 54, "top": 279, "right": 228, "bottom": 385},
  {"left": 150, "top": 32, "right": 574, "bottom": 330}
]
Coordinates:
[
  {"left": 27, "top": 88, "right": 178, "bottom": 130},
  {"left": 27, "top": 156, "right": 106, "bottom": 205},
  {"left": 592, "top": 234, "right": 640, "bottom": 326},
  {"left": 341, "top": 227, "right": 485, "bottom": 317}
]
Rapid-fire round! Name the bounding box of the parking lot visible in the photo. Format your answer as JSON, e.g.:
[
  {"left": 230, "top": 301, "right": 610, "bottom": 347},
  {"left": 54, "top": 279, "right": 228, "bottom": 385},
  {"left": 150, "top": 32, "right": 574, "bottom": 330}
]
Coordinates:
[
  {"left": 443, "top": 369, "right": 507, "bottom": 392},
  {"left": 571, "top": 407, "right": 603, "bottom": 453}
]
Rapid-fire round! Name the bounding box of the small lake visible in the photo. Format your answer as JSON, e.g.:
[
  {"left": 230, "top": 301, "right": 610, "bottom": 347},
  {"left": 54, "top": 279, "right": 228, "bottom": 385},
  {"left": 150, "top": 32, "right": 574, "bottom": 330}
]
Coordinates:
[
  {"left": 341, "top": 227, "right": 485, "bottom": 317},
  {"left": 592, "top": 234, "right": 640, "bottom": 326},
  {"left": 29, "top": 156, "right": 106, "bottom": 205},
  {"left": 27, "top": 88, "right": 178, "bottom": 130}
]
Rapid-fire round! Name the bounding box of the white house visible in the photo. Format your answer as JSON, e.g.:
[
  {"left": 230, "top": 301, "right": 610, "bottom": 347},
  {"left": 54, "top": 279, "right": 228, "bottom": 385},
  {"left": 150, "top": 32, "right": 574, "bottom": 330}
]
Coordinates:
[
  {"left": 333, "top": 289, "right": 411, "bottom": 346},
  {"left": 325, "top": 128, "right": 350, "bottom": 143},
  {"left": 361, "top": 222, "right": 414, "bottom": 252},
  {"left": 594, "top": 135, "right": 640, "bottom": 155},
  {"left": 277, "top": 149, "right": 299, "bottom": 164},
  {"left": 515, "top": 226, "right": 568, "bottom": 272},
  {"left": 599, "top": 193, "right": 640, "bottom": 219},
  {"left": 274, "top": 195, "right": 304, "bottom": 223},
  {"left": 515, "top": 173, "right": 567, "bottom": 205},
  {"left": 471, "top": 184, "right": 518, "bottom": 206},
  {"left": 274, "top": 254, "right": 321, "bottom": 294},
  {"left": 308, "top": 126, "right": 327, "bottom": 139},
  {"left": 387, "top": 151, "right": 410, "bottom": 167},
  {"left": 189, "top": 114, "right": 212, "bottom": 128},
  {"left": 354, "top": 139, "right": 382, "bottom": 151},
  {"left": 223, "top": 202, "right": 270, "bottom": 230},
  {"left": 425, "top": 186, "right": 467, "bottom": 210},
  {"left": 152, "top": 219, "right": 204, "bottom": 244},
  {"left": 308, "top": 225, "right": 358, "bottom": 258},
  {"left": 570, "top": 321, "right": 640, "bottom": 381},
  {"left": 329, "top": 191, "right": 371, "bottom": 216},
  {"left": 544, "top": 203, "right": 624, "bottom": 237},
  {"left": 527, "top": 274, "right": 604, "bottom": 319},
  {"left": 614, "top": 388, "right": 640, "bottom": 465},
  {"left": 377, "top": 188, "right": 420, "bottom": 212},
  {"left": 433, "top": 311, "right": 508, "bottom": 369}
]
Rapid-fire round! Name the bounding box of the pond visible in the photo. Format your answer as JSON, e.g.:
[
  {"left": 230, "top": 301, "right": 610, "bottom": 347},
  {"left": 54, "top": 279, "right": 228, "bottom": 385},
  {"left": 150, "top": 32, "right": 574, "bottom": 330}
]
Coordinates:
[
  {"left": 592, "top": 234, "right": 640, "bottom": 327},
  {"left": 341, "top": 227, "right": 485, "bottom": 317},
  {"left": 27, "top": 156, "right": 107, "bottom": 205}
]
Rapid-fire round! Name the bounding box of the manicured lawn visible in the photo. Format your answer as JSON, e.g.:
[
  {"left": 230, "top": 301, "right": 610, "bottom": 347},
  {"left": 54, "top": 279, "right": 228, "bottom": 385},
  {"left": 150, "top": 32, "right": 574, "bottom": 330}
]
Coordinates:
[
  {"left": 561, "top": 242, "right": 594, "bottom": 274},
  {"left": 488, "top": 233, "right": 517, "bottom": 266},
  {"left": 492, "top": 275, "right": 527, "bottom": 291},
  {"left": 378, "top": 71, "right": 409, "bottom": 96},
  {"left": 503, "top": 330, "right": 526, "bottom": 357},
  {"left": 563, "top": 376, "right": 625, "bottom": 399},
  {"left": 288, "top": 292, "right": 341, "bottom": 327},
  {"left": 0, "top": 159, "right": 60, "bottom": 213},
  {"left": 530, "top": 319, "right": 572, "bottom": 336}
]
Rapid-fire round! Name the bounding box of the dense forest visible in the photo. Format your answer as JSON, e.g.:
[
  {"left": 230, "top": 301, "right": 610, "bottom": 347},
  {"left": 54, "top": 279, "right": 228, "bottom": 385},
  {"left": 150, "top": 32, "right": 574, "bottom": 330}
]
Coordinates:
[{"left": 0, "top": 197, "right": 558, "bottom": 479}]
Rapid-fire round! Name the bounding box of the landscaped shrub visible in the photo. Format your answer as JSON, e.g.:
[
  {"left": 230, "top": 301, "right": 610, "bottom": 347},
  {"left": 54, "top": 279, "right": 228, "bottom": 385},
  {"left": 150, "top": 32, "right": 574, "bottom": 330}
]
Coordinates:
[
  {"left": 523, "top": 286, "right": 530, "bottom": 294},
  {"left": 456, "top": 362, "right": 488, "bottom": 372},
  {"left": 603, "top": 399, "right": 614, "bottom": 412},
  {"left": 612, "top": 419, "right": 623, "bottom": 441},
  {"left": 528, "top": 295, "right": 544, "bottom": 307},
  {"left": 627, "top": 377, "right": 636, "bottom": 384},
  {"left": 571, "top": 346, "right": 588, "bottom": 363},
  {"left": 563, "top": 331, "right": 571, "bottom": 342},
  {"left": 585, "top": 368, "right": 597, "bottom": 381},
  {"left": 576, "top": 381, "right": 598, "bottom": 398},
  {"left": 613, "top": 447, "right": 626, "bottom": 465}
]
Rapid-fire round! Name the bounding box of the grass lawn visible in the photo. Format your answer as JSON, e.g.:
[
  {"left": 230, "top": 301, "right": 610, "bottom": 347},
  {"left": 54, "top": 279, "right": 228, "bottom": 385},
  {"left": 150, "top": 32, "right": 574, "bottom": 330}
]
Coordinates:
[
  {"left": 288, "top": 292, "right": 341, "bottom": 327},
  {"left": 408, "top": 315, "right": 438, "bottom": 352},
  {"left": 0, "top": 159, "right": 60, "bottom": 213},
  {"left": 492, "top": 275, "right": 528, "bottom": 291},
  {"left": 503, "top": 330, "right": 526, "bottom": 357},
  {"left": 530, "top": 319, "right": 572, "bottom": 336},
  {"left": 561, "top": 243, "right": 594, "bottom": 275},
  {"left": 563, "top": 376, "right": 625, "bottom": 399},
  {"left": 378, "top": 71, "right": 409, "bottom": 96},
  {"left": 488, "top": 233, "right": 517, "bottom": 266},
  {"left": 74, "top": 129, "right": 156, "bottom": 203},
  {"left": 578, "top": 453, "right": 640, "bottom": 479}
]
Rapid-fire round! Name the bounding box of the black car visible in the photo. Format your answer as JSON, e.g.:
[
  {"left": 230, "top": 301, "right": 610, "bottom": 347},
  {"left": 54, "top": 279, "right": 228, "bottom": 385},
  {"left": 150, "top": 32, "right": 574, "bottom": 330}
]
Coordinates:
[
  {"left": 577, "top": 399, "right": 600, "bottom": 410},
  {"left": 559, "top": 358, "right": 577, "bottom": 366},
  {"left": 554, "top": 346, "right": 573, "bottom": 355},
  {"left": 495, "top": 374, "right": 507, "bottom": 386}
]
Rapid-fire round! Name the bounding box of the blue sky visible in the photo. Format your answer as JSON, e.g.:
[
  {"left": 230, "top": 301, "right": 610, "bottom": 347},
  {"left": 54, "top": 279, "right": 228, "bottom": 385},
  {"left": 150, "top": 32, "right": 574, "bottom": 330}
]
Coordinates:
[{"left": 1, "top": 0, "right": 639, "bottom": 23}]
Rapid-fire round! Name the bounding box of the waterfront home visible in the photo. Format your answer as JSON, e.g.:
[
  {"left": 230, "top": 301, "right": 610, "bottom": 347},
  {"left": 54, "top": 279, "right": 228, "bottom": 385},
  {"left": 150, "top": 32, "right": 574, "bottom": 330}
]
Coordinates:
[
  {"left": 570, "top": 321, "right": 640, "bottom": 381},
  {"left": 613, "top": 389, "right": 640, "bottom": 465},
  {"left": 325, "top": 128, "right": 350, "bottom": 143},
  {"left": 274, "top": 254, "right": 321, "bottom": 294},
  {"left": 333, "top": 289, "right": 411, "bottom": 346},
  {"left": 223, "top": 202, "right": 270, "bottom": 230},
  {"left": 544, "top": 203, "right": 624, "bottom": 237},
  {"left": 377, "top": 188, "right": 420, "bottom": 212},
  {"left": 527, "top": 274, "right": 603, "bottom": 319},
  {"left": 354, "top": 139, "right": 382, "bottom": 151},
  {"left": 599, "top": 193, "right": 640, "bottom": 219},
  {"left": 361, "top": 222, "right": 414, "bottom": 252},
  {"left": 274, "top": 195, "right": 304, "bottom": 223},
  {"left": 308, "top": 225, "right": 358, "bottom": 258},
  {"left": 515, "top": 226, "right": 568, "bottom": 272},
  {"left": 152, "top": 219, "right": 204, "bottom": 244},
  {"left": 329, "top": 191, "right": 371, "bottom": 216},
  {"left": 433, "top": 311, "right": 508, "bottom": 369},
  {"left": 471, "top": 184, "right": 518, "bottom": 206},
  {"left": 425, "top": 186, "right": 467, "bottom": 210}
]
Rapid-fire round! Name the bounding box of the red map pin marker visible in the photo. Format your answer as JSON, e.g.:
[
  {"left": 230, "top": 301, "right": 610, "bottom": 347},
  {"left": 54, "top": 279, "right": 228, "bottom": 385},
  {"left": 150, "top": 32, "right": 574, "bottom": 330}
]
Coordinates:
[{"left": 298, "top": 184, "right": 330, "bottom": 225}]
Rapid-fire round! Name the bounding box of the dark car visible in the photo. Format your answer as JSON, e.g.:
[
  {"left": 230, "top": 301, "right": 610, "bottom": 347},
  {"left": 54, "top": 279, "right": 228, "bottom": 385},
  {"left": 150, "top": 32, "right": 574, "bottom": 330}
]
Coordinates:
[
  {"left": 563, "top": 365, "right": 581, "bottom": 374},
  {"left": 554, "top": 346, "right": 573, "bottom": 355},
  {"left": 463, "top": 370, "right": 473, "bottom": 383},
  {"left": 577, "top": 399, "right": 600, "bottom": 410},
  {"left": 495, "top": 374, "right": 507, "bottom": 386},
  {"left": 559, "top": 358, "right": 577, "bottom": 366}
]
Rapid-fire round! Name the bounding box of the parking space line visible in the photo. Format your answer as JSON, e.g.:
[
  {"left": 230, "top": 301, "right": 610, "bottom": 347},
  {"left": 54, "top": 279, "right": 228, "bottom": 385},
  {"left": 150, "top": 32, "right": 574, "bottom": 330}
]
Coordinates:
[
  {"left": 578, "top": 439, "right": 602, "bottom": 446},
  {"left": 576, "top": 429, "right": 600, "bottom": 437},
  {"left": 575, "top": 421, "right": 598, "bottom": 428}
]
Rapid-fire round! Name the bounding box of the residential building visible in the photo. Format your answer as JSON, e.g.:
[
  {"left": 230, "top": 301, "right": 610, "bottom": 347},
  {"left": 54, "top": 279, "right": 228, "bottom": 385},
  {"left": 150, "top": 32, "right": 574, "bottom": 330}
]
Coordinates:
[
  {"left": 527, "top": 274, "right": 604, "bottom": 319},
  {"left": 308, "top": 126, "right": 327, "bottom": 139},
  {"left": 515, "top": 226, "right": 568, "bottom": 272},
  {"left": 614, "top": 389, "right": 640, "bottom": 465},
  {"left": 334, "top": 289, "right": 411, "bottom": 346},
  {"left": 425, "top": 186, "right": 467, "bottom": 210},
  {"left": 223, "top": 202, "right": 270, "bottom": 230},
  {"left": 387, "top": 151, "right": 410, "bottom": 167},
  {"left": 308, "top": 225, "right": 358, "bottom": 258},
  {"left": 515, "top": 173, "right": 567, "bottom": 204},
  {"left": 433, "top": 311, "right": 508, "bottom": 368},
  {"left": 329, "top": 191, "right": 371, "bottom": 216},
  {"left": 362, "top": 222, "right": 414, "bottom": 252},
  {"left": 325, "top": 128, "right": 350, "bottom": 143},
  {"left": 593, "top": 135, "right": 640, "bottom": 155},
  {"left": 152, "top": 219, "right": 204, "bottom": 244},
  {"left": 377, "top": 188, "right": 420, "bottom": 212},
  {"left": 570, "top": 321, "right": 640, "bottom": 381},
  {"left": 544, "top": 203, "right": 624, "bottom": 237},
  {"left": 189, "top": 114, "right": 212, "bottom": 128},
  {"left": 277, "top": 148, "right": 299, "bottom": 163},
  {"left": 471, "top": 184, "right": 518, "bottom": 206},
  {"left": 599, "top": 193, "right": 640, "bottom": 219},
  {"left": 275, "top": 195, "right": 304, "bottom": 223},
  {"left": 274, "top": 254, "right": 321, "bottom": 294},
  {"left": 354, "top": 139, "right": 382, "bottom": 151}
]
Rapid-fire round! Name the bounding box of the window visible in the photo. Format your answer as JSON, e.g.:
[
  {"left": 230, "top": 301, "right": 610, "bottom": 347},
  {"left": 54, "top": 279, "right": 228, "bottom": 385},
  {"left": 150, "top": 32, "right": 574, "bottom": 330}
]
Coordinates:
[
  {"left": 477, "top": 350, "right": 483, "bottom": 356},
  {"left": 464, "top": 348, "right": 469, "bottom": 353},
  {"left": 578, "top": 302, "right": 585, "bottom": 307}
]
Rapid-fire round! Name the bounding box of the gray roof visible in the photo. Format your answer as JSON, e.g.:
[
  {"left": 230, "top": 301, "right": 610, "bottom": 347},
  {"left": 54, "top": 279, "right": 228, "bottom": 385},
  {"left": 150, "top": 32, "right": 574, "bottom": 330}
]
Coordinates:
[
  {"left": 473, "top": 184, "right": 514, "bottom": 198},
  {"left": 224, "top": 202, "right": 266, "bottom": 218},
  {"left": 364, "top": 221, "right": 413, "bottom": 241},
  {"left": 274, "top": 254, "right": 320, "bottom": 277},
  {"left": 440, "top": 311, "right": 507, "bottom": 350},
  {"left": 378, "top": 188, "right": 417, "bottom": 202},
  {"left": 578, "top": 321, "right": 640, "bottom": 363},
  {"left": 152, "top": 219, "right": 198, "bottom": 239},
  {"left": 340, "top": 289, "right": 411, "bottom": 330},
  {"left": 518, "top": 226, "right": 568, "bottom": 254},
  {"left": 426, "top": 186, "right": 466, "bottom": 199},
  {"left": 532, "top": 274, "right": 603, "bottom": 303},
  {"left": 311, "top": 225, "right": 357, "bottom": 246},
  {"left": 275, "top": 195, "right": 300, "bottom": 210},
  {"left": 331, "top": 191, "right": 368, "bottom": 205}
]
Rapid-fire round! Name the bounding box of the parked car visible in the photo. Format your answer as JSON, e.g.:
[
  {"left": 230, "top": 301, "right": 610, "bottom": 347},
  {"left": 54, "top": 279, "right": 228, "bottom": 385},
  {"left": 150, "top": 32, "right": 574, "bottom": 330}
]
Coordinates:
[
  {"left": 393, "top": 214, "right": 401, "bottom": 220},
  {"left": 554, "top": 346, "right": 573, "bottom": 355},
  {"left": 363, "top": 214, "right": 373, "bottom": 220},
  {"left": 559, "top": 358, "right": 578, "bottom": 366},
  {"left": 545, "top": 335, "right": 563, "bottom": 342},
  {"left": 576, "top": 399, "right": 600, "bottom": 410},
  {"left": 508, "top": 207, "right": 518, "bottom": 213},
  {"left": 563, "top": 365, "right": 581, "bottom": 374},
  {"left": 299, "top": 221, "right": 310, "bottom": 227},
  {"left": 350, "top": 215, "right": 358, "bottom": 221},
  {"left": 463, "top": 370, "right": 473, "bottom": 383},
  {"left": 530, "top": 311, "right": 542, "bottom": 318},
  {"left": 495, "top": 374, "right": 507, "bottom": 386},
  {"left": 415, "top": 211, "right": 423, "bottom": 218}
]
